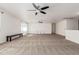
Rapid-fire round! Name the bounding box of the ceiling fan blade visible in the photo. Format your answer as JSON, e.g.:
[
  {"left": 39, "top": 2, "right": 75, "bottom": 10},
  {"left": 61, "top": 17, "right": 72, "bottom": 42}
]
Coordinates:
[
  {"left": 35, "top": 12, "right": 38, "bottom": 15},
  {"left": 32, "top": 3, "right": 38, "bottom": 10},
  {"left": 40, "top": 11, "right": 46, "bottom": 14},
  {"left": 41, "top": 6, "right": 49, "bottom": 10},
  {"left": 27, "top": 10, "right": 36, "bottom": 11}
]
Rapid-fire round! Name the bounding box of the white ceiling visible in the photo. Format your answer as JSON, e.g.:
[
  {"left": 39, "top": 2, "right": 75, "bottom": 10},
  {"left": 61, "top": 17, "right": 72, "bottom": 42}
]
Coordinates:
[{"left": 0, "top": 3, "right": 79, "bottom": 23}]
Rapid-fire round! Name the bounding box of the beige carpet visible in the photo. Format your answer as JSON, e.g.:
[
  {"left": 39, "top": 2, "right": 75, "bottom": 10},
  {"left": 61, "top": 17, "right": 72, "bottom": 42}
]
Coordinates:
[{"left": 0, "top": 34, "right": 79, "bottom": 55}]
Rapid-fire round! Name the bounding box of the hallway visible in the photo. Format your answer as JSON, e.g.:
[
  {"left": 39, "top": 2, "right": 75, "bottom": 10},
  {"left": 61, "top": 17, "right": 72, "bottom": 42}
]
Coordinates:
[{"left": 0, "top": 34, "right": 79, "bottom": 55}]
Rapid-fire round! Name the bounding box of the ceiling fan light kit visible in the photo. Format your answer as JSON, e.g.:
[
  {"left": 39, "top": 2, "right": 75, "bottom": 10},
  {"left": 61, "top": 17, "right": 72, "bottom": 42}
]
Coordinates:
[{"left": 38, "top": 21, "right": 43, "bottom": 23}]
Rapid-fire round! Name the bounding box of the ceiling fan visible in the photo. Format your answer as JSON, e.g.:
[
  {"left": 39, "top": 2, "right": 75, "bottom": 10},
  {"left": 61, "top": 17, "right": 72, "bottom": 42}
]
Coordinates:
[{"left": 27, "top": 3, "right": 49, "bottom": 15}]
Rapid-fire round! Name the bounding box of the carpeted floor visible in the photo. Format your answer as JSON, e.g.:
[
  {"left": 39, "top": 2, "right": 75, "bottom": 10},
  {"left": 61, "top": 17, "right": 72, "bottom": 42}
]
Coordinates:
[{"left": 0, "top": 34, "right": 79, "bottom": 55}]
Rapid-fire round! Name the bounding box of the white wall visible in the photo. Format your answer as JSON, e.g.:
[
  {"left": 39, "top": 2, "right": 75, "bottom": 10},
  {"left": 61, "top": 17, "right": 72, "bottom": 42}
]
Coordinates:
[
  {"left": 0, "top": 13, "right": 1, "bottom": 42},
  {"left": 65, "top": 30, "right": 79, "bottom": 44},
  {"left": 0, "top": 12, "right": 21, "bottom": 43},
  {"left": 28, "top": 23, "right": 52, "bottom": 34},
  {"left": 56, "top": 20, "right": 67, "bottom": 36},
  {"left": 0, "top": 13, "right": 1, "bottom": 29}
]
